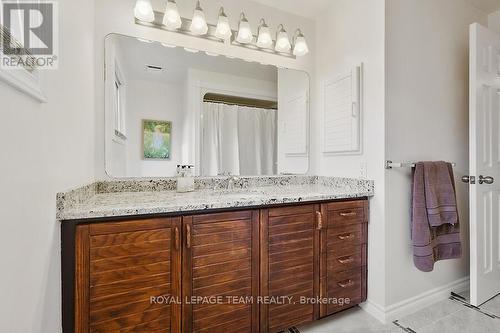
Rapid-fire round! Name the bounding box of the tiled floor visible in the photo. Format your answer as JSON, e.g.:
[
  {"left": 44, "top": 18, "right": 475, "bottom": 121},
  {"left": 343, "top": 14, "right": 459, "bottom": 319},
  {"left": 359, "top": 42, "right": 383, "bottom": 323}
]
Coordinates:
[{"left": 297, "top": 292, "right": 500, "bottom": 332}]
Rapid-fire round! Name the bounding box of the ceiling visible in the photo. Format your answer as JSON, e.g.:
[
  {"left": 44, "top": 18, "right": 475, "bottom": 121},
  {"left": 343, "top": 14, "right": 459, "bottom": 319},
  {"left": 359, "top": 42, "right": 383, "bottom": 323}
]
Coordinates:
[
  {"left": 114, "top": 35, "right": 277, "bottom": 85},
  {"left": 250, "top": 0, "right": 330, "bottom": 19},
  {"left": 466, "top": 0, "right": 500, "bottom": 13}
]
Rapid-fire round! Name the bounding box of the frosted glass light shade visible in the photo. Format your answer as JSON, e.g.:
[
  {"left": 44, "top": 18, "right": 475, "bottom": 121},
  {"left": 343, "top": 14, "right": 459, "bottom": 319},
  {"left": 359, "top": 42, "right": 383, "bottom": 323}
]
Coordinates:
[
  {"left": 215, "top": 8, "right": 232, "bottom": 40},
  {"left": 293, "top": 34, "right": 309, "bottom": 56},
  {"left": 256, "top": 21, "right": 273, "bottom": 49},
  {"left": 190, "top": 1, "right": 208, "bottom": 35},
  {"left": 275, "top": 27, "right": 291, "bottom": 52},
  {"left": 162, "top": 1, "right": 181, "bottom": 30},
  {"left": 236, "top": 14, "right": 253, "bottom": 44},
  {"left": 134, "top": 0, "right": 154, "bottom": 22}
]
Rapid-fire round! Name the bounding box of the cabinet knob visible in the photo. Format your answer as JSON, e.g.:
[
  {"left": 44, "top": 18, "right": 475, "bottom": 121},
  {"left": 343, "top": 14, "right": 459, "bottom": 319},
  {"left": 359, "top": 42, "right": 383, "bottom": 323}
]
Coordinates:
[
  {"left": 316, "top": 211, "right": 323, "bottom": 230},
  {"left": 185, "top": 224, "right": 191, "bottom": 249},
  {"left": 337, "top": 233, "right": 355, "bottom": 240},
  {"left": 337, "top": 279, "right": 355, "bottom": 288},
  {"left": 337, "top": 256, "right": 354, "bottom": 264},
  {"left": 339, "top": 211, "right": 357, "bottom": 217},
  {"left": 174, "top": 227, "right": 180, "bottom": 251}
]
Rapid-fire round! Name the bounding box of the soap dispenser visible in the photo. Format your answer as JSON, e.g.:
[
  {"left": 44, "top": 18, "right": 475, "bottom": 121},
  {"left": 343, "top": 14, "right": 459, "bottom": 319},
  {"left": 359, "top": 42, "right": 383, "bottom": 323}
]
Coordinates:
[{"left": 176, "top": 165, "right": 195, "bottom": 192}]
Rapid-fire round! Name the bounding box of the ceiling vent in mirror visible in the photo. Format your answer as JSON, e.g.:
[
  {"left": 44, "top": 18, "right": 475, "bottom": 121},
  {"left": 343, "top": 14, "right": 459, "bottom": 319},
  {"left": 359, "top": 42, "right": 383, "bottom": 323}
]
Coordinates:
[
  {"left": 133, "top": 0, "right": 310, "bottom": 58},
  {"left": 146, "top": 64, "right": 163, "bottom": 72}
]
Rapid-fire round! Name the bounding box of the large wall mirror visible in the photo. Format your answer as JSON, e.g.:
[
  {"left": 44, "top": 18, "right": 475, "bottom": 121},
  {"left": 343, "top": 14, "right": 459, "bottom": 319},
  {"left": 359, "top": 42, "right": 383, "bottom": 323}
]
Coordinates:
[{"left": 105, "top": 33, "right": 309, "bottom": 178}]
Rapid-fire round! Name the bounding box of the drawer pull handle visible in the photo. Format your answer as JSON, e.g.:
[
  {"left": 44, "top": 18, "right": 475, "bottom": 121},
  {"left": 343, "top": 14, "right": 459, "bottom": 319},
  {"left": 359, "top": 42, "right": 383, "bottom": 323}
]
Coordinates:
[
  {"left": 338, "top": 233, "right": 355, "bottom": 240},
  {"left": 186, "top": 224, "right": 191, "bottom": 249},
  {"left": 339, "top": 211, "right": 357, "bottom": 217},
  {"left": 316, "top": 211, "right": 323, "bottom": 230},
  {"left": 174, "top": 227, "right": 180, "bottom": 251},
  {"left": 337, "top": 256, "right": 354, "bottom": 264},
  {"left": 338, "top": 279, "right": 355, "bottom": 288}
]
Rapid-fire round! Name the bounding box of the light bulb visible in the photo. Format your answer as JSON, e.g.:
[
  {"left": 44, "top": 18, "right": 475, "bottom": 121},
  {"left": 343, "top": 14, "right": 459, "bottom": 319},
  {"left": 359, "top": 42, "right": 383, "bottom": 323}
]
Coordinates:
[
  {"left": 256, "top": 19, "right": 273, "bottom": 49},
  {"left": 293, "top": 31, "right": 309, "bottom": 56},
  {"left": 162, "top": 0, "right": 181, "bottom": 30},
  {"left": 190, "top": 1, "right": 208, "bottom": 35},
  {"left": 275, "top": 25, "right": 291, "bottom": 53},
  {"left": 134, "top": 0, "right": 154, "bottom": 23},
  {"left": 215, "top": 7, "right": 232, "bottom": 40},
  {"left": 236, "top": 13, "right": 253, "bottom": 44}
]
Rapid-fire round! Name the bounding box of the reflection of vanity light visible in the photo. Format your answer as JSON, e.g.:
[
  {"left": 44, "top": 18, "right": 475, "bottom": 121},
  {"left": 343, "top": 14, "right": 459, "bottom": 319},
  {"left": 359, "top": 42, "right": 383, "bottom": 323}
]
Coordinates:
[
  {"left": 293, "top": 29, "right": 309, "bottom": 56},
  {"left": 161, "top": 42, "right": 176, "bottom": 48},
  {"left": 215, "top": 7, "right": 232, "bottom": 40},
  {"left": 275, "top": 24, "right": 291, "bottom": 53},
  {"left": 137, "top": 38, "right": 154, "bottom": 43},
  {"left": 244, "top": 59, "right": 254, "bottom": 63},
  {"left": 190, "top": 1, "right": 208, "bottom": 35},
  {"left": 134, "top": 0, "right": 154, "bottom": 23},
  {"left": 225, "top": 55, "right": 236, "bottom": 59},
  {"left": 256, "top": 19, "right": 273, "bottom": 49},
  {"left": 205, "top": 52, "right": 219, "bottom": 57},
  {"left": 184, "top": 47, "right": 200, "bottom": 53},
  {"left": 162, "top": 0, "right": 182, "bottom": 30},
  {"left": 236, "top": 13, "right": 253, "bottom": 44}
]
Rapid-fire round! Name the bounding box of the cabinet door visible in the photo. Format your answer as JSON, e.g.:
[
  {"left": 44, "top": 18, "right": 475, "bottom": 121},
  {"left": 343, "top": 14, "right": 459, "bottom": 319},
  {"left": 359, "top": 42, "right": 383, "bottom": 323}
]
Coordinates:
[
  {"left": 260, "top": 205, "right": 320, "bottom": 333},
  {"left": 319, "top": 200, "right": 368, "bottom": 317},
  {"left": 75, "top": 218, "right": 182, "bottom": 333},
  {"left": 182, "top": 210, "right": 260, "bottom": 333}
]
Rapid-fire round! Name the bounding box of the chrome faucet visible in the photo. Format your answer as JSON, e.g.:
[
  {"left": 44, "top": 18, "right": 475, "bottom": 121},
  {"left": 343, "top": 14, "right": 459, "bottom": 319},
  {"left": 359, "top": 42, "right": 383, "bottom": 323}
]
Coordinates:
[{"left": 227, "top": 176, "right": 240, "bottom": 191}]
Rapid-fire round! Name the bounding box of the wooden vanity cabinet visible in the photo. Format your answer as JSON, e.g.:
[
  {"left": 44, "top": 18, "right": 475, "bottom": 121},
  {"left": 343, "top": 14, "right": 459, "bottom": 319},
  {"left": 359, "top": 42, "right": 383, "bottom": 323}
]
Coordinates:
[
  {"left": 319, "top": 200, "right": 368, "bottom": 317},
  {"left": 70, "top": 199, "right": 368, "bottom": 333},
  {"left": 259, "top": 205, "right": 320, "bottom": 333},
  {"left": 75, "top": 217, "right": 182, "bottom": 333},
  {"left": 182, "top": 211, "right": 260, "bottom": 333}
]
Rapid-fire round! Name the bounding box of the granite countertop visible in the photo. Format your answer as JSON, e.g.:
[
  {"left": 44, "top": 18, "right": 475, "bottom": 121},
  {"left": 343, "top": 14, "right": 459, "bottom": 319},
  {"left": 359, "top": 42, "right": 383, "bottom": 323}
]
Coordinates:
[{"left": 57, "top": 176, "right": 374, "bottom": 221}]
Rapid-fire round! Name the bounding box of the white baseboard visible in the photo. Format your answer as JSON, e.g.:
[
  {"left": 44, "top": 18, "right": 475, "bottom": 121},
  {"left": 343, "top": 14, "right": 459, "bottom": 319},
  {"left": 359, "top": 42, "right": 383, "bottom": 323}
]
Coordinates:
[{"left": 360, "top": 276, "right": 469, "bottom": 324}]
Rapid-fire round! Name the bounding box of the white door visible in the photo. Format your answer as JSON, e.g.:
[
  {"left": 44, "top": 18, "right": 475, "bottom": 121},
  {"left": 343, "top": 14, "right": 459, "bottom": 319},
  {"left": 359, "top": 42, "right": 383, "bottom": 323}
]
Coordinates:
[{"left": 469, "top": 23, "right": 500, "bottom": 306}]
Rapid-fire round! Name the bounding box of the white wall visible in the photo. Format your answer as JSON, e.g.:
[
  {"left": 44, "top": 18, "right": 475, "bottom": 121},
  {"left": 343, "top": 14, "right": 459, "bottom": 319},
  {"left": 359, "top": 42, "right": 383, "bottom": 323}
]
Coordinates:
[
  {"left": 385, "top": 0, "right": 487, "bottom": 317},
  {"left": 0, "top": 1, "right": 95, "bottom": 332},
  {"left": 314, "top": 0, "right": 387, "bottom": 314},
  {"left": 94, "top": 0, "right": 316, "bottom": 179},
  {"left": 488, "top": 9, "right": 500, "bottom": 33},
  {"left": 125, "top": 79, "right": 185, "bottom": 177}
]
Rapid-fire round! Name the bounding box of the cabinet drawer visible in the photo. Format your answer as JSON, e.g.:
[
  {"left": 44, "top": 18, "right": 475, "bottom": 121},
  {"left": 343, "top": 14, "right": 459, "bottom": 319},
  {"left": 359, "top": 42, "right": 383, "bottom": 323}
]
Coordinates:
[
  {"left": 327, "top": 268, "right": 363, "bottom": 314},
  {"left": 327, "top": 224, "right": 365, "bottom": 248},
  {"left": 327, "top": 200, "right": 366, "bottom": 227},
  {"left": 327, "top": 245, "right": 366, "bottom": 273}
]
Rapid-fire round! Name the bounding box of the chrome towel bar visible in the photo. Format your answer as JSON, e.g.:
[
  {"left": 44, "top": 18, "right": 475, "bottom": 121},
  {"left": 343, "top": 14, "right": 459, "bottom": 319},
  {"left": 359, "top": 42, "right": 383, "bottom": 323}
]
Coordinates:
[{"left": 385, "top": 160, "right": 457, "bottom": 169}]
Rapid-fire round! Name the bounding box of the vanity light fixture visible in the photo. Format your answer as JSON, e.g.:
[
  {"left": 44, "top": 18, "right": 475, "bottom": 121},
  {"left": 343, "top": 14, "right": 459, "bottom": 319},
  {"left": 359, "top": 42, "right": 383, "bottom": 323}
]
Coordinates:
[
  {"left": 275, "top": 24, "right": 291, "bottom": 53},
  {"left": 190, "top": 1, "right": 208, "bottom": 35},
  {"left": 256, "top": 19, "right": 273, "bottom": 49},
  {"left": 134, "top": 0, "right": 155, "bottom": 23},
  {"left": 293, "top": 29, "right": 309, "bottom": 56},
  {"left": 162, "top": 0, "right": 182, "bottom": 30},
  {"left": 236, "top": 13, "right": 253, "bottom": 44},
  {"left": 214, "top": 7, "right": 232, "bottom": 40},
  {"left": 133, "top": 1, "right": 311, "bottom": 58}
]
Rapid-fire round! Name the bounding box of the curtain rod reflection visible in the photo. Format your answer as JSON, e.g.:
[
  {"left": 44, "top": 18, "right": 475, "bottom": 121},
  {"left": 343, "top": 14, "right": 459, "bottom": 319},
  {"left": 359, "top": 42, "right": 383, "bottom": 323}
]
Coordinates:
[{"left": 203, "top": 93, "right": 278, "bottom": 110}]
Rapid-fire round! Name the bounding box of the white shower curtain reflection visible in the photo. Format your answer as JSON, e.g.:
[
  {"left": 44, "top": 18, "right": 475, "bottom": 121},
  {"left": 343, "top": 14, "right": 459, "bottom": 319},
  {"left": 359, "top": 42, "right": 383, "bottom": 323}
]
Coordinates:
[{"left": 201, "top": 102, "right": 277, "bottom": 176}]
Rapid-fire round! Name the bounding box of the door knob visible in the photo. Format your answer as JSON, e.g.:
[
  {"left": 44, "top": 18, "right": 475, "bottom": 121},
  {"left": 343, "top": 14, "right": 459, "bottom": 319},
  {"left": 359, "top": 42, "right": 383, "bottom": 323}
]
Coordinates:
[
  {"left": 462, "top": 176, "right": 475, "bottom": 184},
  {"left": 478, "top": 175, "right": 494, "bottom": 185}
]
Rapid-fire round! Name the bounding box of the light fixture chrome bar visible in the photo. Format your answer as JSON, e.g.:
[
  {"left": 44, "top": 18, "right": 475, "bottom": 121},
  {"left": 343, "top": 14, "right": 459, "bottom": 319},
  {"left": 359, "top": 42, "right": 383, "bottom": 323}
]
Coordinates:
[
  {"left": 135, "top": 10, "right": 296, "bottom": 59},
  {"left": 385, "top": 160, "right": 457, "bottom": 169}
]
